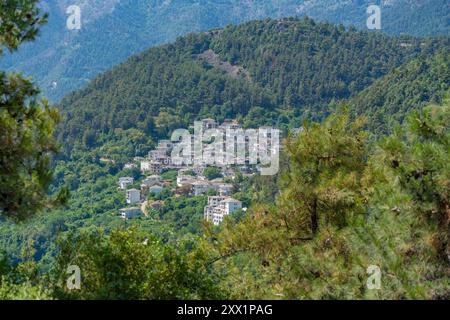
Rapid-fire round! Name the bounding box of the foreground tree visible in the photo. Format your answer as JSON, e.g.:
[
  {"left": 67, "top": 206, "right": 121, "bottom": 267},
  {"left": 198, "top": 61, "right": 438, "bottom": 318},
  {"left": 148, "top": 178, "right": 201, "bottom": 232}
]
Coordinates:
[
  {"left": 205, "top": 104, "right": 449, "bottom": 299},
  {"left": 0, "top": 0, "right": 67, "bottom": 220},
  {"left": 277, "top": 110, "right": 367, "bottom": 239},
  {"left": 52, "top": 228, "right": 224, "bottom": 299},
  {"left": 371, "top": 96, "right": 450, "bottom": 262}
]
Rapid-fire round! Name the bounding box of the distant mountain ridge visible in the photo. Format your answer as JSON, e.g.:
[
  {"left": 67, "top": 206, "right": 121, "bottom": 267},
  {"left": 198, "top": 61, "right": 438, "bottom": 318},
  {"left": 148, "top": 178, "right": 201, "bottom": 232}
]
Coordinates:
[{"left": 1, "top": 0, "right": 448, "bottom": 101}]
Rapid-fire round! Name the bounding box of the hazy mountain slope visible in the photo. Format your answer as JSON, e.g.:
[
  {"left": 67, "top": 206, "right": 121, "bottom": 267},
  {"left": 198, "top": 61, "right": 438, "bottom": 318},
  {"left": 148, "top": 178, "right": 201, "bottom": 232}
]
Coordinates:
[
  {"left": 295, "top": 0, "right": 450, "bottom": 37},
  {"left": 56, "top": 18, "right": 448, "bottom": 155},
  {"left": 1, "top": 0, "right": 448, "bottom": 101}
]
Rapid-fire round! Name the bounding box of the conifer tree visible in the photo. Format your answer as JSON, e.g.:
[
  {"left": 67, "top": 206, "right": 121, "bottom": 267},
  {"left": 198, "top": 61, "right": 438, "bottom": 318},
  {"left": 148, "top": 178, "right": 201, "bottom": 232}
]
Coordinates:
[{"left": 0, "top": 0, "right": 67, "bottom": 220}]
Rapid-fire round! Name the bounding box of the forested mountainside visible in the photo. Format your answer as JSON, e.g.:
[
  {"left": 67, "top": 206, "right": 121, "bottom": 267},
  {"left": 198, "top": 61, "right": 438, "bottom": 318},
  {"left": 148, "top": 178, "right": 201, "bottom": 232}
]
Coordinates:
[
  {"left": 56, "top": 17, "right": 449, "bottom": 154},
  {"left": 1, "top": 0, "right": 448, "bottom": 101},
  {"left": 350, "top": 51, "right": 450, "bottom": 133}
]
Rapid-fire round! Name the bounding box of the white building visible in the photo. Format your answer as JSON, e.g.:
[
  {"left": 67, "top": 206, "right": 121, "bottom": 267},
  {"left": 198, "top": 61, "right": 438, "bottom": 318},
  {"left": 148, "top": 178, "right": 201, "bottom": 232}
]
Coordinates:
[
  {"left": 204, "top": 197, "right": 242, "bottom": 225},
  {"left": 177, "top": 175, "right": 196, "bottom": 187},
  {"left": 123, "top": 163, "right": 137, "bottom": 170},
  {"left": 118, "top": 177, "right": 134, "bottom": 190},
  {"left": 204, "top": 196, "right": 227, "bottom": 221},
  {"left": 140, "top": 160, "right": 152, "bottom": 173},
  {"left": 222, "top": 198, "right": 242, "bottom": 215},
  {"left": 126, "top": 188, "right": 141, "bottom": 204},
  {"left": 119, "top": 207, "right": 141, "bottom": 219},
  {"left": 141, "top": 160, "right": 165, "bottom": 174}
]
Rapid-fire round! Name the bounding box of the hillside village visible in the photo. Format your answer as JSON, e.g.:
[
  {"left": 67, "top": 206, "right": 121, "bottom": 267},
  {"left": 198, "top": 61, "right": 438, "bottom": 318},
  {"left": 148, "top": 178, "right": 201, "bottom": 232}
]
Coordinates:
[{"left": 115, "top": 118, "right": 276, "bottom": 225}]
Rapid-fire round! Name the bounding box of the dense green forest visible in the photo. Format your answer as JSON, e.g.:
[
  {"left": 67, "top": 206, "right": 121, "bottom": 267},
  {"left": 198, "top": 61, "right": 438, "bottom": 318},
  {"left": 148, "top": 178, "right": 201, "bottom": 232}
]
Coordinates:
[
  {"left": 0, "top": 2, "right": 449, "bottom": 299},
  {"left": 1, "top": 97, "right": 448, "bottom": 299}
]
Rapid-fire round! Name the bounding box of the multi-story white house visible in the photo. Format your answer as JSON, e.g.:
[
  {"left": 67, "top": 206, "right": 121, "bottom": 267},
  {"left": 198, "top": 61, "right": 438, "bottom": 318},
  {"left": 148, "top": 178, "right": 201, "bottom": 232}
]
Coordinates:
[
  {"left": 141, "top": 160, "right": 165, "bottom": 174},
  {"left": 126, "top": 188, "right": 140, "bottom": 204},
  {"left": 204, "top": 196, "right": 227, "bottom": 221},
  {"left": 151, "top": 161, "right": 165, "bottom": 174},
  {"left": 204, "top": 196, "right": 242, "bottom": 225},
  {"left": 212, "top": 198, "right": 242, "bottom": 225},
  {"left": 222, "top": 198, "right": 242, "bottom": 215}
]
